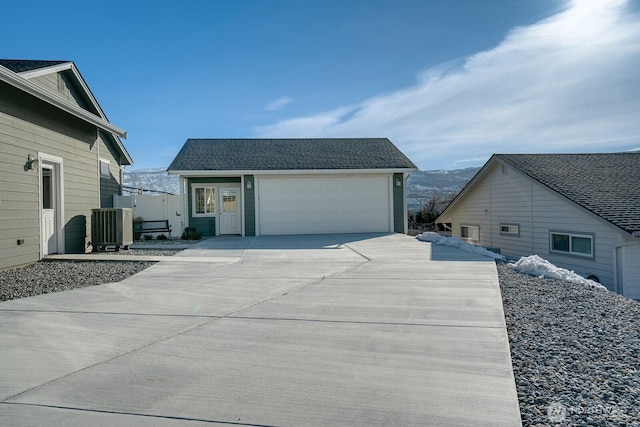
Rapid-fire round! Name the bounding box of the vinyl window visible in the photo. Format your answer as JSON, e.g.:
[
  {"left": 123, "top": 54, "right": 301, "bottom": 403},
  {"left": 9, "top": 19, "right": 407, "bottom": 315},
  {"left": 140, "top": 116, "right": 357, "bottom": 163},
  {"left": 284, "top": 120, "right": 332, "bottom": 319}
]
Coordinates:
[
  {"left": 460, "top": 225, "right": 479, "bottom": 241},
  {"left": 99, "top": 159, "right": 110, "bottom": 177},
  {"left": 193, "top": 186, "right": 216, "bottom": 216},
  {"left": 550, "top": 231, "right": 594, "bottom": 257},
  {"left": 500, "top": 223, "right": 520, "bottom": 236}
]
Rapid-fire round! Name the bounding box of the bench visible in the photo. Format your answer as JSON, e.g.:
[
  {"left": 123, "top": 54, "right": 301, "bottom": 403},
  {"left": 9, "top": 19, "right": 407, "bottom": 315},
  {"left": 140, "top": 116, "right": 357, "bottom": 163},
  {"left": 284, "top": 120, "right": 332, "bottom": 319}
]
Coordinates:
[{"left": 134, "top": 220, "right": 172, "bottom": 235}]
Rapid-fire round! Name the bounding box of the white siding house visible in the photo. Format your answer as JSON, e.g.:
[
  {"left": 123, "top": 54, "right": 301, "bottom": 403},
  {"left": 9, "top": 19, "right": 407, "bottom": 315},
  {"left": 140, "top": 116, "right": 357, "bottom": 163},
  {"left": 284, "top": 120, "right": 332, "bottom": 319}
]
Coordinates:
[{"left": 437, "top": 154, "right": 640, "bottom": 298}]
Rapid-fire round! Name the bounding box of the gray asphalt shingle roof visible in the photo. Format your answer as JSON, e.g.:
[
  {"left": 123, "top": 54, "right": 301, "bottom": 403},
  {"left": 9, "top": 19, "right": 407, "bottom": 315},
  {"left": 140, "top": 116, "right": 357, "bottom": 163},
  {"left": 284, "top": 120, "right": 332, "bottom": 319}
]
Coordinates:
[
  {"left": 497, "top": 153, "right": 640, "bottom": 235},
  {"left": 167, "top": 138, "right": 417, "bottom": 172},
  {"left": 0, "top": 59, "right": 69, "bottom": 73}
]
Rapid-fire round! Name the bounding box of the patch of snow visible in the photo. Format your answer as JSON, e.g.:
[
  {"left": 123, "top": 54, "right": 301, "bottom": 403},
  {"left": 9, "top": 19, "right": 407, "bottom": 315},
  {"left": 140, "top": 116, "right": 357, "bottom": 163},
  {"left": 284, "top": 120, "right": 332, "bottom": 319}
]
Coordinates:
[
  {"left": 416, "top": 232, "right": 505, "bottom": 260},
  {"left": 416, "top": 233, "right": 607, "bottom": 291},
  {"left": 508, "top": 255, "right": 607, "bottom": 290}
]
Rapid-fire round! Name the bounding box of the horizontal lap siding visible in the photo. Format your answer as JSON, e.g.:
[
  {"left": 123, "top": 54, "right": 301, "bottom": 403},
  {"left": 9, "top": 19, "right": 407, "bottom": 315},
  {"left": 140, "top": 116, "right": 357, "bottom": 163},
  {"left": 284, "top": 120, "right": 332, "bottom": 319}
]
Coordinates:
[
  {"left": 440, "top": 163, "right": 622, "bottom": 290},
  {"left": 99, "top": 136, "right": 122, "bottom": 208},
  {"left": 438, "top": 174, "right": 491, "bottom": 243},
  {"left": 530, "top": 184, "right": 619, "bottom": 289},
  {"left": 1, "top": 81, "right": 101, "bottom": 266},
  {"left": 186, "top": 177, "right": 241, "bottom": 236}
]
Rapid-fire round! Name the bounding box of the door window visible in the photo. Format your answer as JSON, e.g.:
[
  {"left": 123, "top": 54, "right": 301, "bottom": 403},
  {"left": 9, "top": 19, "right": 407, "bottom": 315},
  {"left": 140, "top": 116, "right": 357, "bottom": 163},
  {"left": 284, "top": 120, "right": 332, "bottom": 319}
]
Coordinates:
[
  {"left": 42, "top": 168, "right": 53, "bottom": 209},
  {"left": 223, "top": 190, "right": 237, "bottom": 212}
]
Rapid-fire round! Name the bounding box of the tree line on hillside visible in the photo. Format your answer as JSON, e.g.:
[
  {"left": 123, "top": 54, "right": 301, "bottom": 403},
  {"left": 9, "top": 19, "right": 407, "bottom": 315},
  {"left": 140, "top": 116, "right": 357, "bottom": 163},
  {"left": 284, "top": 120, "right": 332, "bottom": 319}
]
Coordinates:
[{"left": 408, "top": 193, "right": 455, "bottom": 227}]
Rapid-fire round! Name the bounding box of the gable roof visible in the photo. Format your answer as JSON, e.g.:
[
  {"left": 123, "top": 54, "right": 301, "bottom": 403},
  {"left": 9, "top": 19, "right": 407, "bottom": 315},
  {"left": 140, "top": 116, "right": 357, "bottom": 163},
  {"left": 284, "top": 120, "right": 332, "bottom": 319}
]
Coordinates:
[
  {"left": 167, "top": 138, "right": 417, "bottom": 172},
  {"left": 0, "top": 59, "right": 132, "bottom": 165},
  {"left": 443, "top": 153, "right": 640, "bottom": 236},
  {"left": 0, "top": 59, "right": 69, "bottom": 73}
]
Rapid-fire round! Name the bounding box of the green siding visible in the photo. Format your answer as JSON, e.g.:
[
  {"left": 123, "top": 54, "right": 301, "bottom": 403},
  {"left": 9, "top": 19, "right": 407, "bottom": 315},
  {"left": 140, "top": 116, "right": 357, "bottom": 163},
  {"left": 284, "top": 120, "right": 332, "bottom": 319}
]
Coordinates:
[
  {"left": 0, "top": 78, "right": 111, "bottom": 267},
  {"left": 244, "top": 175, "right": 255, "bottom": 236},
  {"left": 98, "top": 132, "right": 122, "bottom": 208},
  {"left": 393, "top": 173, "right": 405, "bottom": 233},
  {"left": 187, "top": 177, "right": 240, "bottom": 236}
]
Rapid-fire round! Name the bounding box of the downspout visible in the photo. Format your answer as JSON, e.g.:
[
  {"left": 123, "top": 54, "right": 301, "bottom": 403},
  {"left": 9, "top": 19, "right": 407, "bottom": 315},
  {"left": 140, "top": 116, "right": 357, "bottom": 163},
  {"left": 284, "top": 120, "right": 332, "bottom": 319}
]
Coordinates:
[
  {"left": 96, "top": 129, "right": 100, "bottom": 207},
  {"left": 613, "top": 238, "right": 640, "bottom": 295},
  {"left": 488, "top": 169, "right": 493, "bottom": 248},
  {"left": 530, "top": 180, "right": 534, "bottom": 254}
]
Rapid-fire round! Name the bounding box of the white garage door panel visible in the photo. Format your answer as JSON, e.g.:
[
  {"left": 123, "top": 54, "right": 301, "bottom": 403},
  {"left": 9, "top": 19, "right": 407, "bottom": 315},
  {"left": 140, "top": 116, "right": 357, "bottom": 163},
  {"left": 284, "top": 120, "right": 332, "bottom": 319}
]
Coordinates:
[{"left": 258, "top": 176, "right": 391, "bottom": 235}]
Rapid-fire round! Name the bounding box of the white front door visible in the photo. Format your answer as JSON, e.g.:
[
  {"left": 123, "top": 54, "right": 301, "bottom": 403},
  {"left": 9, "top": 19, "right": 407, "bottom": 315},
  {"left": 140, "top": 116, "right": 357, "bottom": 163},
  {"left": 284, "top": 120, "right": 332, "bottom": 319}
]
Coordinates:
[
  {"left": 219, "top": 188, "right": 241, "bottom": 235},
  {"left": 41, "top": 165, "right": 58, "bottom": 255}
]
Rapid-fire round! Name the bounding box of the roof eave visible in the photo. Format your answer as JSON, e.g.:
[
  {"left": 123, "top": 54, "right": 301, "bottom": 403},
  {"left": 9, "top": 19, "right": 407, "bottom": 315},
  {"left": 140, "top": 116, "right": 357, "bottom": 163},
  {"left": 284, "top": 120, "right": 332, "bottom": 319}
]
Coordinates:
[
  {"left": 167, "top": 167, "right": 417, "bottom": 176},
  {"left": 0, "top": 64, "right": 127, "bottom": 139}
]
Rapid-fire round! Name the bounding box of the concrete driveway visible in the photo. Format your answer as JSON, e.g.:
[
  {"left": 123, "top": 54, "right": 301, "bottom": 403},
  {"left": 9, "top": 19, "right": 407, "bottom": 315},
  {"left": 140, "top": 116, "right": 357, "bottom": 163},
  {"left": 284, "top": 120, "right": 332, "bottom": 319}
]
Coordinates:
[{"left": 0, "top": 233, "right": 521, "bottom": 426}]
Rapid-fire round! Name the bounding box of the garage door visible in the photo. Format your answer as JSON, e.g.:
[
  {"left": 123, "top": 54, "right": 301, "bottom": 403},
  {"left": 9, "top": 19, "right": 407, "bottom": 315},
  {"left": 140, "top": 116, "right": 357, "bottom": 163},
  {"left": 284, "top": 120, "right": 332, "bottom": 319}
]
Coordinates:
[{"left": 257, "top": 176, "right": 391, "bottom": 235}]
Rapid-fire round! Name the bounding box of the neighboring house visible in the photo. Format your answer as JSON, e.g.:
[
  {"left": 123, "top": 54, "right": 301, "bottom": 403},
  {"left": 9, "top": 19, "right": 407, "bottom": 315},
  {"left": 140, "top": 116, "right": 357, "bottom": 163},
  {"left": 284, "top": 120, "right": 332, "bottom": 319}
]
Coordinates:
[
  {"left": 437, "top": 153, "right": 640, "bottom": 298},
  {"left": 167, "top": 138, "right": 417, "bottom": 236},
  {"left": 0, "top": 59, "right": 132, "bottom": 269}
]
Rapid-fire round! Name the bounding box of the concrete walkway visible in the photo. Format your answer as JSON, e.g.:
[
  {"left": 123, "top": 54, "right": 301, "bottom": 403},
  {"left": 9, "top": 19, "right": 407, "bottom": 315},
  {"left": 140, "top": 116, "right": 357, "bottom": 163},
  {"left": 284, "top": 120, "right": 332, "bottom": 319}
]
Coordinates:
[{"left": 0, "top": 233, "right": 521, "bottom": 426}]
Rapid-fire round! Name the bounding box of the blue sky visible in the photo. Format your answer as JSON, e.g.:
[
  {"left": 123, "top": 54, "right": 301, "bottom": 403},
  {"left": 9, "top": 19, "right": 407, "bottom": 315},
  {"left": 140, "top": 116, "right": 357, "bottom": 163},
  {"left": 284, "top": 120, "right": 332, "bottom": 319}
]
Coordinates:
[{"left": 2, "top": 0, "right": 639, "bottom": 170}]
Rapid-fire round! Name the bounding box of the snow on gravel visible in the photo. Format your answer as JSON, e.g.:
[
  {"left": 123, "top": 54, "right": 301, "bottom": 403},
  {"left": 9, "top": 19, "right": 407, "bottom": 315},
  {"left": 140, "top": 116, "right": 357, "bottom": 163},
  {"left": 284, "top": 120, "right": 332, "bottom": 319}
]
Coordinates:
[
  {"left": 416, "top": 232, "right": 506, "bottom": 259},
  {"left": 510, "top": 255, "right": 607, "bottom": 290}
]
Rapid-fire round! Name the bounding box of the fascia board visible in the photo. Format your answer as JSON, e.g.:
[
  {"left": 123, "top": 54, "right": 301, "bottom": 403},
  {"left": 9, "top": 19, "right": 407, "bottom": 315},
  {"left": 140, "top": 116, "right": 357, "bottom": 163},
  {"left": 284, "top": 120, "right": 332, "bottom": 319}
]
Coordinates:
[
  {"left": 16, "top": 62, "right": 74, "bottom": 79},
  {"left": 0, "top": 64, "right": 127, "bottom": 138},
  {"left": 167, "top": 168, "right": 417, "bottom": 176},
  {"left": 19, "top": 62, "right": 106, "bottom": 118},
  {"left": 437, "top": 157, "right": 495, "bottom": 220}
]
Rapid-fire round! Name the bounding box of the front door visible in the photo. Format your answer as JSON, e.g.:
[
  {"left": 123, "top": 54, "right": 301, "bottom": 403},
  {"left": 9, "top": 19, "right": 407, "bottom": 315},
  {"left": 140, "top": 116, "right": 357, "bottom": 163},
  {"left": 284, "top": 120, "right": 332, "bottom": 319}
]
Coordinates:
[
  {"left": 219, "top": 188, "right": 241, "bottom": 235},
  {"left": 41, "top": 165, "right": 58, "bottom": 255}
]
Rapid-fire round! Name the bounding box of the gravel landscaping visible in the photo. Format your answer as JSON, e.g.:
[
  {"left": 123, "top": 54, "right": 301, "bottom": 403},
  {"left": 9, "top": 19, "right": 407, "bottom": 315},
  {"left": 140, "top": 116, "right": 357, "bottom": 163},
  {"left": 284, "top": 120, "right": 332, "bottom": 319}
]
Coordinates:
[
  {"left": 498, "top": 262, "right": 640, "bottom": 426},
  {"left": 0, "top": 260, "right": 156, "bottom": 301}
]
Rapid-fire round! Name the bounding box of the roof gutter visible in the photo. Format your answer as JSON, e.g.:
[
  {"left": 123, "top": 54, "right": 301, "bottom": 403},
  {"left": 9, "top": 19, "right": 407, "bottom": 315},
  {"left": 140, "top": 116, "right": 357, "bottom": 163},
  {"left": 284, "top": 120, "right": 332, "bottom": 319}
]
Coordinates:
[{"left": 0, "top": 64, "right": 127, "bottom": 139}]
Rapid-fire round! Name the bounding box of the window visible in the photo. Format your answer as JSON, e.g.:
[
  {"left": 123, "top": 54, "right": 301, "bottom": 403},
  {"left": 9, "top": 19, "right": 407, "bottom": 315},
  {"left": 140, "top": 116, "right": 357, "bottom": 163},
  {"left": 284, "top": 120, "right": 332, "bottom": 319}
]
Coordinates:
[
  {"left": 99, "top": 159, "right": 110, "bottom": 177},
  {"left": 193, "top": 186, "right": 216, "bottom": 216},
  {"left": 550, "top": 231, "right": 594, "bottom": 257},
  {"left": 500, "top": 223, "right": 520, "bottom": 236},
  {"left": 460, "top": 225, "right": 479, "bottom": 241}
]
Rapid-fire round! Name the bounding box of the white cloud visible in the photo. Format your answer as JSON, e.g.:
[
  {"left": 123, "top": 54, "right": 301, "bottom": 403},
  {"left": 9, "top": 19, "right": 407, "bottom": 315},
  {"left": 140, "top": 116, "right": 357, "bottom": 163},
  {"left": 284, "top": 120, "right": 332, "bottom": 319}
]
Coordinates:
[
  {"left": 264, "top": 96, "right": 293, "bottom": 111},
  {"left": 255, "top": 0, "right": 640, "bottom": 169}
]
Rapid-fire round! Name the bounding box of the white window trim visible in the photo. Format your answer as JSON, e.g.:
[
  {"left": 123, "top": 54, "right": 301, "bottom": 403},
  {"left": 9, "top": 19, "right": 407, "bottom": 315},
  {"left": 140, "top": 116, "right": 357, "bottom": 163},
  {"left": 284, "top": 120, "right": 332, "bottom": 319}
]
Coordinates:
[
  {"left": 549, "top": 231, "right": 595, "bottom": 258},
  {"left": 460, "top": 224, "right": 480, "bottom": 242},
  {"left": 99, "top": 158, "right": 110, "bottom": 177},
  {"left": 192, "top": 185, "right": 217, "bottom": 217},
  {"left": 500, "top": 223, "right": 520, "bottom": 236}
]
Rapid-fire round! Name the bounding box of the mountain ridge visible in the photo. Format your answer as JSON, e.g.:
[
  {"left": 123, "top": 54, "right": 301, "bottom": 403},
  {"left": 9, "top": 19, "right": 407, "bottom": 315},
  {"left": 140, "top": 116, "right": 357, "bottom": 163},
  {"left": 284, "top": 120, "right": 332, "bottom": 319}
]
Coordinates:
[{"left": 123, "top": 166, "right": 481, "bottom": 211}]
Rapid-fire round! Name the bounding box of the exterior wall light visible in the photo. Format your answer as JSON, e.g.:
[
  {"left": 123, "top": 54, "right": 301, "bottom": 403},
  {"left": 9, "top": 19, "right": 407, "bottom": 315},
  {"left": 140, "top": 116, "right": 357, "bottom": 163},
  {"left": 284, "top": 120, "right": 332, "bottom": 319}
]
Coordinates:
[
  {"left": 26, "top": 154, "right": 38, "bottom": 170},
  {"left": 395, "top": 178, "right": 402, "bottom": 187},
  {"left": 246, "top": 180, "right": 252, "bottom": 189}
]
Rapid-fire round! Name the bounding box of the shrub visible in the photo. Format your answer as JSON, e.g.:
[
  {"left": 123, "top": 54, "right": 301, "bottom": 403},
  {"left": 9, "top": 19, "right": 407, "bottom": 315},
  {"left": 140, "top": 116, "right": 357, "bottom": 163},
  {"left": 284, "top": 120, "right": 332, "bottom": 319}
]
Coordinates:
[
  {"left": 156, "top": 234, "right": 168, "bottom": 240},
  {"left": 181, "top": 227, "right": 202, "bottom": 240},
  {"left": 143, "top": 234, "right": 153, "bottom": 240}
]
